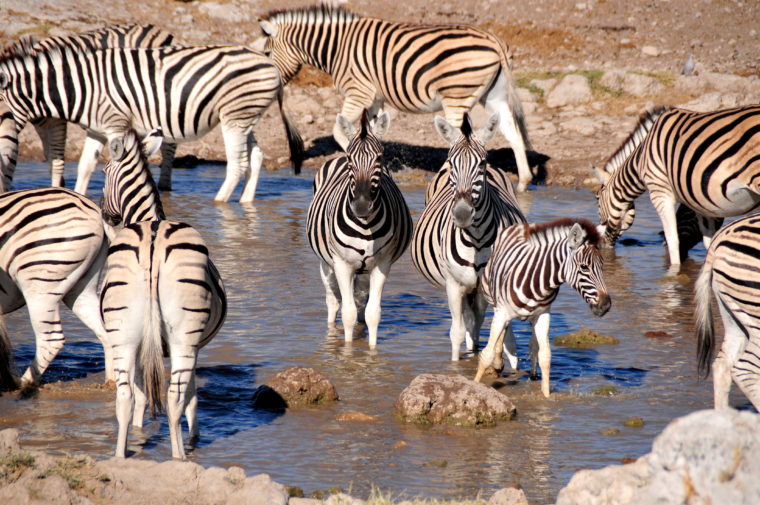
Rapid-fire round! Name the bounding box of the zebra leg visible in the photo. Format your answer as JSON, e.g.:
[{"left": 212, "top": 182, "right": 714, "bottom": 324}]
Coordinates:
[
  {"left": 113, "top": 342, "right": 138, "bottom": 458},
  {"left": 365, "top": 262, "right": 391, "bottom": 349},
  {"left": 445, "top": 279, "right": 468, "bottom": 361},
  {"left": 732, "top": 337, "right": 760, "bottom": 411},
  {"left": 215, "top": 123, "right": 250, "bottom": 202},
  {"left": 503, "top": 324, "right": 519, "bottom": 371},
  {"left": 35, "top": 119, "right": 67, "bottom": 187},
  {"left": 157, "top": 142, "right": 177, "bottom": 191},
  {"left": 333, "top": 259, "right": 358, "bottom": 343},
  {"left": 698, "top": 215, "right": 724, "bottom": 251},
  {"left": 469, "top": 291, "right": 488, "bottom": 353},
  {"left": 713, "top": 301, "right": 748, "bottom": 409},
  {"left": 20, "top": 302, "right": 65, "bottom": 388},
  {"left": 483, "top": 86, "right": 532, "bottom": 192},
  {"left": 319, "top": 261, "right": 341, "bottom": 336},
  {"left": 240, "top": 133, "right": 264, "bottom": 203},
  {"left": 475, "top": 307, "right": 510, "bottom": 381},
  {"left": 185, "top": 374, "right": 200, "bottom": 444},
  {"left": 532, "top": 312, "right": 552, "bottom": 398},
  {"left": 167, "top": 343, "right": 198, "bottom": 459},
  {"left": 651, "top": 194, "right": 681, "bottom": 266},
  {"left": 74, "top": 132, "right": 107, "bottom": 195}
]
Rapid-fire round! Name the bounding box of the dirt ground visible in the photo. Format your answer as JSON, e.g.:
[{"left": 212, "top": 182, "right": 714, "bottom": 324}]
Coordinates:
[{"left": 4, "top": 0, "right": 759, "bottom": 189}]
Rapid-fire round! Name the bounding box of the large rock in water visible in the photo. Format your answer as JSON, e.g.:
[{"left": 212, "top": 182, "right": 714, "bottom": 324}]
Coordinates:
[
  {"left": 395, "top": 374, "right": 516, "bottom": 427},
  {"left": 251, "top": 366, "right": 338, "bottom": 409},
  {"left": 556, "top": 409, "right": 760, "bottom": 505}
]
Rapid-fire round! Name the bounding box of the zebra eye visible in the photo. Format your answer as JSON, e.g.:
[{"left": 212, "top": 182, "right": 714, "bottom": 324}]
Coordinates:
[{"left": 580, "top": 263, "right": 590, "bottom": 272}]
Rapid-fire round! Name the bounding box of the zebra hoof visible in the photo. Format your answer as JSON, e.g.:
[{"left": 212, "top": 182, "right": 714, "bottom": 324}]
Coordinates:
[{"left": 158, "top": 183, "right": 172, "bottom": 191}]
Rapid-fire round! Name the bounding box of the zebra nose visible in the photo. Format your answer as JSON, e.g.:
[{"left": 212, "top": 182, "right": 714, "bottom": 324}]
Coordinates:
[
  {"left": 351, "top": 196, "right": 372, "bottom": 219},
  {"left": 591, "top": 292, "right": 611, "bottom": 316},
  {"left": 452, "top": 200, "right": 474, "bottom": 228}
]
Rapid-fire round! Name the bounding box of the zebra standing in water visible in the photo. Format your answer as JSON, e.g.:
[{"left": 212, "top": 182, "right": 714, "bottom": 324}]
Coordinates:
[
  {"left": 595, "top": 105, "right": 760, "bottom": 266},
  {"left": 474, "top": 218, "right": 611, "bottom": 397},
  {"left": 412, "top": 113, "right": 525, "bottom": 360},
  {"left": 0, "top": 187, "right": 110, "bottom": 390},
  {"left": 307, "top": 110, "right": 411, "bottom": 347},
  {"left": 258, "top": 5, "right": 534, "bottom": 191},
  {"left": 0, "top": 102, "right": 17, "bottom": 192},
  {"left": 100, "top": 129, "right": 226, "bottom": 459},
  {"left": 695, "top": 214, "right": 760, "bottom": 411},
  {"left": 0, "top": 24, "right": 177, "bottom": 192},
  {"left": 0, "top": 42, "right": 303, "bottom": 203}
]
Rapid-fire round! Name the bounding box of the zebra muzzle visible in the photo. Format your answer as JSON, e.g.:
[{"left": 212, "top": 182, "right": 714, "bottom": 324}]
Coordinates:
[
  {"left": 590, "top": 292, "right": 611, "bottom": 316},
  {"left": 452, "top": 200, "right": 474, "bottom": 228}
]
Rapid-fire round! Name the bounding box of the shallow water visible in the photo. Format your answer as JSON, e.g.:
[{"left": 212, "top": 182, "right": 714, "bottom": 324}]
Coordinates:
[{"left": 0, "top": 162, "right": 751, "bottom": 503}]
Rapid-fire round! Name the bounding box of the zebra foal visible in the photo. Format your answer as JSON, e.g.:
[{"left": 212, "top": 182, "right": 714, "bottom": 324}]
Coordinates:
[
  {"left": 695, "top": 214, "right": 760, "bottom": 411},
  {"left": 258, "top": 5, "right": 534, "bottom": 191},
  {"left": 595, "top": 105, "right": 760, "bottom": 266},
  {"left": 307, "top": 110, "right": 412, "bottom": 347},
  {"left": 100, "top": 129, "right": 226, "bottom": 459},
  {"left": 474, "top": 218, "right": 611, "bottom": 397},
  {"left": 412, "top": 113, "right": 525, "bottom": 360},
  {"left": 0, "top": 24, "right": 177, "bottom": 192},
  {"left": 0, "top": 187, "right": 110, "bottom": 390},
  {"left": 0, "top": 42, "right": 303, "bottom": 203}
]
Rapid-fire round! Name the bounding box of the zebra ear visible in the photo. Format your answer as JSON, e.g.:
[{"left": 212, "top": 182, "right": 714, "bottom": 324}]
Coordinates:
[
  {"left": 336, "top": 114, "right": 356, "bottom": 140},
  {"left": 596, "top": 223, "right": 607, "bottom": 237},
  {"left": 475, "top": 113, "right": 500, "bottom": 145},
  {"left": 0, "top": 72, "right": 9, "bottom": 90},
  {"left": 141, "top": 129, "right": 163, "bottom": 158},
  {"left": 372, "top": 111, "right": 391, "bottom": 137},
  {"left": 568, "top": 222, "right": 587, "bottom": 249},
  {"left": 109, "top": 138, "right": 125, "bottom": 161},
  {"left": 593, "top": 165, "right": 610, "bottom": 185},
  {"left": 259, "top": 20, "right": 277, "bottom": 37},
  {"left": 434, "top": 116, "right": 459, "bottom": 146}
]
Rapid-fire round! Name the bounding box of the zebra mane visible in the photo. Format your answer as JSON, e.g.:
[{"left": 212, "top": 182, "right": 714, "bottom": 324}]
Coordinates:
[
  {"left": 263, "top": 4, "right": 360, "bottom": 26},
  {"left": 1, "top": 35, "right": 40, "bottom": 59},
  {"left": 603, "top": 106, "right": 672, "bottom": 174},
  {"left": 523, "top": 218, "right": 601, "bottom": 247}
]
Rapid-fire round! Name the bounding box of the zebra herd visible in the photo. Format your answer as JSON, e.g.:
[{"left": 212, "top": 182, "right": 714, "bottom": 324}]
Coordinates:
[{"left": 0, "top": 3, "right": 758, "bottom": 459}]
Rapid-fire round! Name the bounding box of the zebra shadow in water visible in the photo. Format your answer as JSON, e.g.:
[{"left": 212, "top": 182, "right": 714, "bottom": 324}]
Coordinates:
[{"left": 305, "top": 136, "right": 550, "bottom": 183}]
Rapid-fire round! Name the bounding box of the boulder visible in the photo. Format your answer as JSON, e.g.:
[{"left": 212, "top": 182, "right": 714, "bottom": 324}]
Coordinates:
[
  {"left": 679, "top": 91, "right": 760, "bottom": 113},
  {"left": 226, "top": 473, "right": 289, "bottom": 505},
  {"left": 599, "top": 70, "right": 664, "bottom": 97},
  {"left": 252, "top": 367, "right": 338, "bottom": 409},
  {"left": 546, "top": 74, "right": 592, "bottom": 108},
  {"left": 395, "top": 374, "right": 516, "bottom": 426},
  {"left": 488, "top": 486, "right": 530, "bottom": 505},
  {"left": 556, "top": 409, "right": 760, "bottom": 505}
]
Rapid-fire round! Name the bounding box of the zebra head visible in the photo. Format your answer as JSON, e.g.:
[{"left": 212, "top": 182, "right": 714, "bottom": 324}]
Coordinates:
[
  {"left": 337, "top": 109, "right": 390, "bottom": 220},
  {"left": 563, "top": 221, "right": 611, "bottom": 317},
  {"left": 0, "top": 52, "right": 35, "bottom": 130},
  {"left": 435, "top": 113, "right": 499, "bottom": 229},
  {"left": 594, "top": 167, "right": 636, "bottom": 247},
  {"left": 101, "top": 129, "right": 165, "bottom": 226}
]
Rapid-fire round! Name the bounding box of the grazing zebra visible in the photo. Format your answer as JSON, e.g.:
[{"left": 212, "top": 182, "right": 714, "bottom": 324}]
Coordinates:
[
  {"left": 695, "top": 214, "right": 760, "bottom": 411},
  {"left": 0, "top": 42, "right": 303, "bottom": 203},
  {"left": 0, "top": 187, "right": 110, "bottom": 390},
  {"left": 258, "top": 5, "right": 534, "bottom": 191},
  {"left": 595, "top": 105, "right": 760, "bottom": 266},
  {"left": 100, "top": 129, "right": 226, "bottom": 459},
  {"left": 474, "top": 218, "right": 611, "bottom": 397},
  {"left": 306, "top": 110, "right": 411, "bottom": 347},
  {"left": 0, "top": 24, "right": 177, "bottom": 192},
  {"left": 412, "top": 113, "right": 526, "bottom": 360}
]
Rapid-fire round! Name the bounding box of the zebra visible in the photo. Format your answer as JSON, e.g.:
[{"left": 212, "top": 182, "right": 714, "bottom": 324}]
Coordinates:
[
  {"left": 0, "top": 42, "right": 303, "bottom": 203},
  {"left": 474, "top": 218, "right": 611, "bottom": 397},
  {"left": 0, "top": 24, "right": 178, "bottom": 192},
  {"left": 594, "top": 104, "right": 760, "bottom": 266},
  {"left": 695, "top": 213, "right": 760, "bottom": 411},
  {"left": 306, "top": 109, "right": 412, "bottom": 347},
  {"left": 0, "top": 101, "right": 17, "bottom": 192},
  {"left": 258, "top": 4, "right": 534, "bottom": 191},
  {"left": 0, "top": 186, "right": 110, "bottom": 391},
  {"left": 100, "top": 128, "right": 226, "bottom": 459},
  {"left": 412, "top": 113, "right": 526, "bottom": 361}
]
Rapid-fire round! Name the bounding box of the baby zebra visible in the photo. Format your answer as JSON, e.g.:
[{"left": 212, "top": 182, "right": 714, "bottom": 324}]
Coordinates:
[
  {"left": 412, "top": 113, "right": 525, "bottom": 360},
  {"left": 100, "top": 129, "right": 226, "bottom": 459},
  {"left": 695, "top": 214, "right": 760, "bottom": 411},
  {"left": 475, "top": 218, "right": 611, "bottom": 397},
  {"left": 306, "top": 110, "right": 412, "bottom": 347}
]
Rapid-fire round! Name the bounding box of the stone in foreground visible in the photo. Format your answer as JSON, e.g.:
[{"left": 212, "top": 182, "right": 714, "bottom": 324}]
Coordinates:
[
  {"left": 252, "top": 366, "right": 338, "bottom": 409},
  {"left": 395, "top": 374, "right": 516, "bottom": 426}
]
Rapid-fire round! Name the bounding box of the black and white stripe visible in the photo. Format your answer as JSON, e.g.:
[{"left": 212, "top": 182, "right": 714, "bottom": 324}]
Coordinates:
[
  {"left": 0, "top": 187, "right": 109, "bottom": 390},
  {"left": 0, "top": 41, "right": 303, "bottom": 203},
  {"left": 475, "top": 218, "right": 611, "bottom": 397},
  {"left": 306, "top": 110, "right": 412, "bottom": 348},
  {"left": 99, "top": 129, "right": 226, "bottom": 459},
  {"left": 695, "top": 213, "right": 760, "bottom": 411},
  {"left": 0, "top": 102, "right": 18, "bottom": 192},
  {"left": 411, "top": 113, "right": 526, "bottom": 360},
  {"left": 0, "top": 24, "right": 177, "bottom": 191},
  {"left": 595, "top": 105, "right": 760, "bottom": 266},
  {"left": 259, "top": 5, "right": 533, "bottom": 190}
]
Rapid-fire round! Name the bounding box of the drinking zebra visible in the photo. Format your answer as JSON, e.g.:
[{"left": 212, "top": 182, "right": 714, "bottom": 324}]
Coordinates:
[
  {"left": 695, "top": 213, "right": 760, "bottom": 411},
  {"left": 0, "top": 187, "right": 110, "bottom": 390},
  {"left": 412, "top": 113, "right": 525, "bottom": 360},
  {"left": 100, "top": 128, "right": 226, "bottom": 459},
  {"left": 0, "top": 24, "right": 177, "bottom": 192},
  {"left": 474, "top": 218, "right": 611, "bottom": 397},
  {"left": 0, "top": 42, "right": 303, "bottom": 203},
  {"left": 306, "top": 110, "right": 412, "bottom": 347},
  {"left": 258, "top": 5, "right": 534, "bottom": 191},
  {"left": 595, "top": 105, "right": 760, "bottom": 266}
]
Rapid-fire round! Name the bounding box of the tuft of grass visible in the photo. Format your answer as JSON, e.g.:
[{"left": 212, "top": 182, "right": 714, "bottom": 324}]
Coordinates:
[
  {"left": 1, "top": 452, "right": 36, "bottom": 473},
  {"left": 40, "top": 455, "right": 89, "bottom": 489},
  {"left": 365, "top": 486, "right": 488, "bottom": 504},
  {"left": 592, "top": 384, "right": 619, "bottom": 396}
]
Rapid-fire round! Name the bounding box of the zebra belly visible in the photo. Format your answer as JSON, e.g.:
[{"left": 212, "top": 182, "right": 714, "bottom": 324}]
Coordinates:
[{"left": 680, "top": 182, "right": 760, "bottom": 218}]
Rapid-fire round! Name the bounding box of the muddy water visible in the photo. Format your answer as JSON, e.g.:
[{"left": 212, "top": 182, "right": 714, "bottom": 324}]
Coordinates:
[{"left": 0, "top": 162, "right": 746, "bottom": 503}]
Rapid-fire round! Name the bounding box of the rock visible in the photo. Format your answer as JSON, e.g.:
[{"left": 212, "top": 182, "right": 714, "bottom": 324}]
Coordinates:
[
  {"left": 227, "top": 473, "right": 289, "bottom": 505},
  {"left": 0, "top": 429, "right": 21, "bottom": 455},
  {"left": 641, "top": 45, "right": 660, "bottom": 57},
  {"left": 556, "top": 409, "right": 760, "bottom": 505},
  {"left": 289, "top": 499, "right": 322, "bottom": 505},
  {"left": 488, "top": 486, "right": 530, "bottom": 505},
  {"left": 530, "top": 78, "right": 558, "bottom": 96},
  {"left": 599, "top": 70, "right": 664, "bottom": 97},
  {"left": 621, "top": 417, "right": 645, "bottom": 428},
  {"left": 335, "top": 411, "right": 378, "bottom": 422},
  {"left": 546, "top": 74, "right": 592, "bottom": 108},
  {"left": 198, "top": 2, "right": 252, "bottom": 23},
  {"left": 679, "top": 91, "right": 760, "bottom": 112},
  {"left": 561, "top": 117, "right": 598, "bottom": 136},
  {"left": 324, "top": 492, "right": 366, "bottom": 505},
  {"left": 395, "top": 374, "right": 516, "bottom": 426},
  {"left": 553, "top": 328, "right": 619, "bottom": 348},
  {"left": 252, "top": 367, "right": 338, "bottom": 409}
]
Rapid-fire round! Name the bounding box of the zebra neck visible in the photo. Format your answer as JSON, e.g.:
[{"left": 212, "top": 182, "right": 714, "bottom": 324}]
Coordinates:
[
  {"left": 607, "top": 153, "right": 646, "bottom": 203},
  {"left": 287, "top": 20, "right": 348, "bottom": 75}
]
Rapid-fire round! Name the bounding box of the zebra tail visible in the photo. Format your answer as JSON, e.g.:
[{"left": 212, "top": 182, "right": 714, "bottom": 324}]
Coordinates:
[
  {"left": 140, "top": 267, "right": 165, "bottom": 416},
  {"left": 0, "top": 315, "right": 19, "bottom": 391},
  {"left": 277, "top": 87, "right": 305, "bottom": 175},
  {"left": 695, "top": 256, "right": 715, "bottom": 379},
  {"left": 495, "top": 38, "right": 532, "bottom": 152}
]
